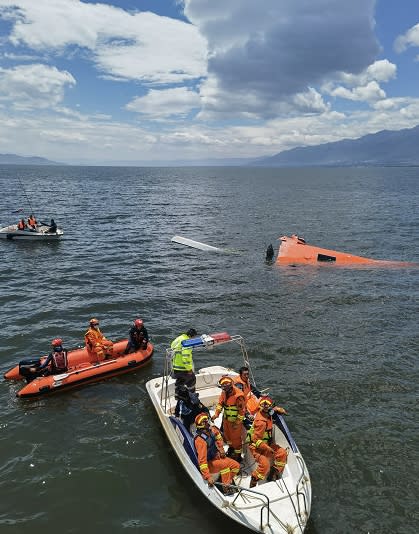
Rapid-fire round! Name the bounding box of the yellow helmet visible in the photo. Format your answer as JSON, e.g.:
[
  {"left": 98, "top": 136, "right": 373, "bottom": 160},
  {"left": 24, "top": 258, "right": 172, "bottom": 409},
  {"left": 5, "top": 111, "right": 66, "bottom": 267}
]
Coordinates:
[
  {"left": 259, "top": 396, "right": 274, "bottom": 409},
  {"left": 218, "top": 375, "right": 234, "bottom": 388},
  {"left": 195, "top": 413, "right": 210, "bottom": 429}
]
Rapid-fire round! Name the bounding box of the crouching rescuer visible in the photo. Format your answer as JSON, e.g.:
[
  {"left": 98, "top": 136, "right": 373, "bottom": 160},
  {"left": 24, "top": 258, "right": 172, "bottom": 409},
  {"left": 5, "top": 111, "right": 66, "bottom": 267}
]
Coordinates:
[
  {"left": 194, "top": 413, "right": 240, "bottom": 496},
  {"left": 248, "top": 395, "right": 288, "bottom": 487},
  {"left": 84, "top": 318, "right": 113, "bottom": 363}
]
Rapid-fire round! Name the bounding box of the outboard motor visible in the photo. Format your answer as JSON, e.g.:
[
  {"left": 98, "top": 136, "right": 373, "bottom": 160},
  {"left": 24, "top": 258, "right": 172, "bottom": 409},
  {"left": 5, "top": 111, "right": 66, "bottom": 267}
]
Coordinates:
[{"left": 19, "top": 358, "right": 42, "bottom": 382}]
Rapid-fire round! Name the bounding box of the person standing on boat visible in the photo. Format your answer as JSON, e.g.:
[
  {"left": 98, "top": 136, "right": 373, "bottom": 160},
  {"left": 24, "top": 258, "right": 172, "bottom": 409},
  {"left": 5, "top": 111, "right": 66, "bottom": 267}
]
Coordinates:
[
  {"left": 33, "top": 338, "right": 68, "bottom": 376},
  {"left": 124, "top": 318, "right": 149, "bottom": 354},
  {"left": 84, "top": 318, "right": 113, "bottom": 363},
  {"left": 17, "top": 218, "right": 27, "bottom": 230},
  {"left": 211, "top": 376, "right": 246, "bottom": 462},
  {"left": 248, "top": 396, "right": 288, "bottom": 488},
  {"left": 234, "top": 366, "right": 260, "bottom": 419},
  {"left": 194, "top": 412, "right": 240, "bottom": 496},
  {"left": 27, "top": 214, "right": 37, "bottom": 230},
  {"left": 170, "top": 328, "right": 198, "bottom": 394}
]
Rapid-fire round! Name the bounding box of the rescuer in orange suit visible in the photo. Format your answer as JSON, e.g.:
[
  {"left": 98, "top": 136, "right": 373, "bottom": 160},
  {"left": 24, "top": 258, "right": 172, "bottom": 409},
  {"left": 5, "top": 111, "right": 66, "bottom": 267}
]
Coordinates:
[
  {"left": 194, "top": 413, "right": 240, "bottom": 495},
  {"left": 233, "top": 366, "right": 260, "bottom": 417},
  {"left": 248, "top": 396, "right": 288, "bottom": 488},
  {"left": 211, "top": 375, "right": 246, "bottom": 461},
  {"left": 84, "top": 318, "right": 113, "bottom": 363}
]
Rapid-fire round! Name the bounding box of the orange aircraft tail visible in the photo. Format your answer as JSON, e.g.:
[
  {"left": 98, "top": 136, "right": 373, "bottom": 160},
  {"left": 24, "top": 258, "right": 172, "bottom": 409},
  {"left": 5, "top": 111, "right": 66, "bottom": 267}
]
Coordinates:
[{"left": 275, "top": 235, "right": 416, "bottom": 267}]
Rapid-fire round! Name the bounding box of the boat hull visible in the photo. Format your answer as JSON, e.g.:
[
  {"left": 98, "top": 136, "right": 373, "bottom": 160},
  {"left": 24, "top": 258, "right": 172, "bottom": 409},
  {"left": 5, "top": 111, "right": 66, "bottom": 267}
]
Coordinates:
[
  {"left": 4, "top": 340, "right": 153, "bottom": 397},
  {"left": 146, "top": 364, "right": 311, "bottom": 533},
  {"left": 0, "top": 224, "right": 63, "bottom": 240}
]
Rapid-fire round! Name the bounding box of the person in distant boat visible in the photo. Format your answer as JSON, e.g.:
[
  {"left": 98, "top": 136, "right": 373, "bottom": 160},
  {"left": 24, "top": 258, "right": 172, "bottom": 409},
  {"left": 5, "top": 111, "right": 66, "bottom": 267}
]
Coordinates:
[
  {"left": 17, "top": 218, "right": 27, "bottom": 231},
  {"left": 233, "top": 366, "right": 261, "bottom": 423},
  {"left": 84, "top": 318, "right": 113, "bottom": 363},
  {"left": 32, "top": 338, "right": 68, "bottom": 376},
  {"left": 174, "top": 385, "right": 209, "bottom": 432},
  {"left": 27, "top": 214, "right": 37, "bottom": 230},
  {"left": 170, "top": 328, "right": 198, "bottom": 394},
  {"left": 247, "top": 396, "right": 288, "bottom": 488},
  {"left": 211, "top": 375, "right": 246, "bottom": 462},
  {"left": 194, "top": 412, "right": 240, "bottom": 496},
  {"left": 124, "top": 318, "right": 149, "bottom": 354},
  {"left": 48, "top": 218, "right": 57, "bottom": 233}
]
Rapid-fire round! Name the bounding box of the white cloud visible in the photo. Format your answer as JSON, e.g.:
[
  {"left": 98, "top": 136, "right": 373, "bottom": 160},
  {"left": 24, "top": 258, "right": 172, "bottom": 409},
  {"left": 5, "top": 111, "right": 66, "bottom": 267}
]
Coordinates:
[
  {"left": 0, "top": 0, "right": 207, "bottom": 84},
  {"left": 126, "top": 87, "right": 201, "bottom": 118},
  {"left": 184, "top": 0, "right": 379, "bottom": 117},
  {"left": 0, "top": 63, "right": 75, "bottom": 109},
  {"left": 394, "top": 23, "right": 419, "bottom": 53},
  {"left": 329, "top": 81, "right": 386, "bottom": 102}
]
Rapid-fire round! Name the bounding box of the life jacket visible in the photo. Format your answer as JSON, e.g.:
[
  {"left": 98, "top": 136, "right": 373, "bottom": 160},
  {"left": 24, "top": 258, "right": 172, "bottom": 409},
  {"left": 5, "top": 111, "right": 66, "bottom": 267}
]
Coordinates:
[
  {"left": 195, "top": 429, "right": 219, "bottom": 461},
  {"left": 247, "top": 411, "right": 273, "bottom": 448},
  {"left": 51, "top": 350, "right": 68, "bottom": 372},
  {"left": 234, "top": 375, "right": 251, "bottom": 397},
  {"left": 18, "top": 220, "right": 25, "bottom": 230},
  {"left": 217, "top": 387, "right": 245, "bottom": 422},
  {"left": 234, "top": 376, "right": 259, "bottom": 414},
  {"left": 171, "top": 334, "right": 193, "bottom": 372},
  {"left": 28, "top": 217, "right": 36, "bottom": 226},
  {"left": 84, "top": 327, "right": 104, "bottom": 349}
]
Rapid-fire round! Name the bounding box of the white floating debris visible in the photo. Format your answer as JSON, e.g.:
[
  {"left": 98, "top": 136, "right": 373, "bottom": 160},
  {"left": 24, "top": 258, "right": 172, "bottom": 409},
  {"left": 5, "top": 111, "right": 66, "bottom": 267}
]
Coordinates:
[{"left": 171, "top": 235, "right": 221, "bottom": 252}]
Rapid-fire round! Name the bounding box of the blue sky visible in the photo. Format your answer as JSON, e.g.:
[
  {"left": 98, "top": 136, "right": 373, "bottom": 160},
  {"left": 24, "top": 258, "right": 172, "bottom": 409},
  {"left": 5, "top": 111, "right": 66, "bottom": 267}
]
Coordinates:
[{"left": 0, "top": 0, "right": 418, "bottom": 164}]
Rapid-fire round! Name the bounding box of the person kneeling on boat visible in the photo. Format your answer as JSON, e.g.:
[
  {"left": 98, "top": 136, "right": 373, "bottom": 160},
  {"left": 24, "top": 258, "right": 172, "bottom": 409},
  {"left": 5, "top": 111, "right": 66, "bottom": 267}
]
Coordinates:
[
  {"left": 124, "top": 318, "right": 149, "bottom": 354},
  {"left": 248, "top": 396, "right": 288, "bottom": 488},
  {"left": 84, "top": 318, "right": 113, "bottom": 363},
  {"left": 31, "top": 338, "right": 68, "bottom": 377},
  {"left": 175, "top": 385, "right": 209, "bottom": 432},
  {"left": 211, "top": 376, "right": 246, "bottom": 462},
  {"left": 194, "top": 413, "right": 240, "bottom": 496}
]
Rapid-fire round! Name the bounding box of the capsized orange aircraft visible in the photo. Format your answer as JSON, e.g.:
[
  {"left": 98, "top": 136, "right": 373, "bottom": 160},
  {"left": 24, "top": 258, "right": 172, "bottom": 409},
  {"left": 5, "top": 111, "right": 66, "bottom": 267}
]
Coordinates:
[{"left": 274, "top": 234, "right": 416, "bottom": 266}]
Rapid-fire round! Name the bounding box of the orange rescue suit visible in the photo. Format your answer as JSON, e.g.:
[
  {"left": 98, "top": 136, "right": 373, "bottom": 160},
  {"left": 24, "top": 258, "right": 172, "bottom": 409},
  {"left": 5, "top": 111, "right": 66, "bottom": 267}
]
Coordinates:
[
  {"left": 248, "top": 409, "right": 288, "bottom": 481},
  {"left": 84, "top": 326, "right": 113, "bottom": 362},
  {"left": 194, "top": 425, "right": 240, "bottom": 486},
  {"left": 213, "top": 386, "right": 246, "bottom": 456},
  {"left": 234, "top": 375, "right": 259, "bottom": 414}
]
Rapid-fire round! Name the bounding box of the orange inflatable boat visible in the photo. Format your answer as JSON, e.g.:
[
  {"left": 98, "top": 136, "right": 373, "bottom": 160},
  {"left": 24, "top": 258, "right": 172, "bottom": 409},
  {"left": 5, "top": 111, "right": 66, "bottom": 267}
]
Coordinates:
[
  {"left": 4, "top": 339, "right": 153, "bottom": 398},
  {"left": 275, "top": 234, "right": 415, "bottom": 266}
]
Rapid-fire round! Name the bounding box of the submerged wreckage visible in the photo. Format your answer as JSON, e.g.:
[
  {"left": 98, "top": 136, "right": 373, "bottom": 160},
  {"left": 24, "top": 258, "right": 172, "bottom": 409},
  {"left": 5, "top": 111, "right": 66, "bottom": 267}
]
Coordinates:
[{"left": 271, "top": 234, "right": 416, "bottom": 267}]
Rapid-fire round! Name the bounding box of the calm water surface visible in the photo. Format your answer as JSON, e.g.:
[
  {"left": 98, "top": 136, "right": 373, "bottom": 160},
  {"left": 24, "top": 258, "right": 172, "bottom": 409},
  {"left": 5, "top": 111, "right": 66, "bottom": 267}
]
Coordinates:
[{"left": 0, "top": 165, "right": 418, "bottom": 534}]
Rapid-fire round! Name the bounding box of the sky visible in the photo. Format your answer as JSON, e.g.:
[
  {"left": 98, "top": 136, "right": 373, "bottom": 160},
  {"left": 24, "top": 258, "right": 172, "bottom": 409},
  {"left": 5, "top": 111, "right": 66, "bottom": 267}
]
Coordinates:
[{"left": 0, "top": 0, "right": 419, "bottom": 165}]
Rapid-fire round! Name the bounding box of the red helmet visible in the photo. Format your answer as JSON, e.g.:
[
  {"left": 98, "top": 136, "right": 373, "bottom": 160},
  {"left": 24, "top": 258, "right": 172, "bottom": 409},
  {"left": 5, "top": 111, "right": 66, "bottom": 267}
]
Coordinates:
[
  {"left": 218, "top": 375, "right": 234, "bottom": 388},
  {"left": 134, "top": 319, "right": 143, "bottom": 328},
  {"left": 51, "top": 338, "right": 63, "bottom": 347},
  {"left": 195, "top": 413, "right": 210, "bottom": 429},
  {"left": 259, "top": 396, "right": 274, "bottom": 409}
]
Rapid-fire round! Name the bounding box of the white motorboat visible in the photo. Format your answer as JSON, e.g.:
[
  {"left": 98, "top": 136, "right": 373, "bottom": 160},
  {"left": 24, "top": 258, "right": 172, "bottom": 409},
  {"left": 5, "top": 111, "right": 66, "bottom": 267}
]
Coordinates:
[
  {"left": 146, "top": 333, "right": 312, "bottom": 534},
  {"left": 0, "top": 224, "right": 63, "bottom": 240}
]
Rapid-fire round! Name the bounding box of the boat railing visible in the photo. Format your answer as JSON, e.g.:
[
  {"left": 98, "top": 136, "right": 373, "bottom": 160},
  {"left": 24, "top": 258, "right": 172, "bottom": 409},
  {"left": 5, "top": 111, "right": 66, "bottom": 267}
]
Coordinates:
[
  {"left": 214, "top": 482, "right": 271, "bottom": 530},
  {"left": 295, "top": 454, "right": 310, "bottom": 522}
]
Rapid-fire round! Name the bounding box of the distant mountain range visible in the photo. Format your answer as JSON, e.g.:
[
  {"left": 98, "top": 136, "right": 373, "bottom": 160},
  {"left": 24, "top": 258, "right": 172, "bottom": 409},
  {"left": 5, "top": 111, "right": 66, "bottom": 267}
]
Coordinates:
[
  {"left": 2, "top": 124, "right": 419, "bottom": 166},
  {"left": 0, "top": 153, "right": 62, "bottom": 165},
  {"left": 251, "top": 124, "right": 419, "bottom": 167}
]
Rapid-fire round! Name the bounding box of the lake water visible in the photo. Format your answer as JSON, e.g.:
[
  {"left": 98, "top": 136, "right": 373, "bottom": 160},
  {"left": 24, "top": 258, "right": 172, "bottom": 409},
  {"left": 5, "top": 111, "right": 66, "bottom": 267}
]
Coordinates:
[{"left": 0, "top": 165, "right": 418, "bottom": 534}]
